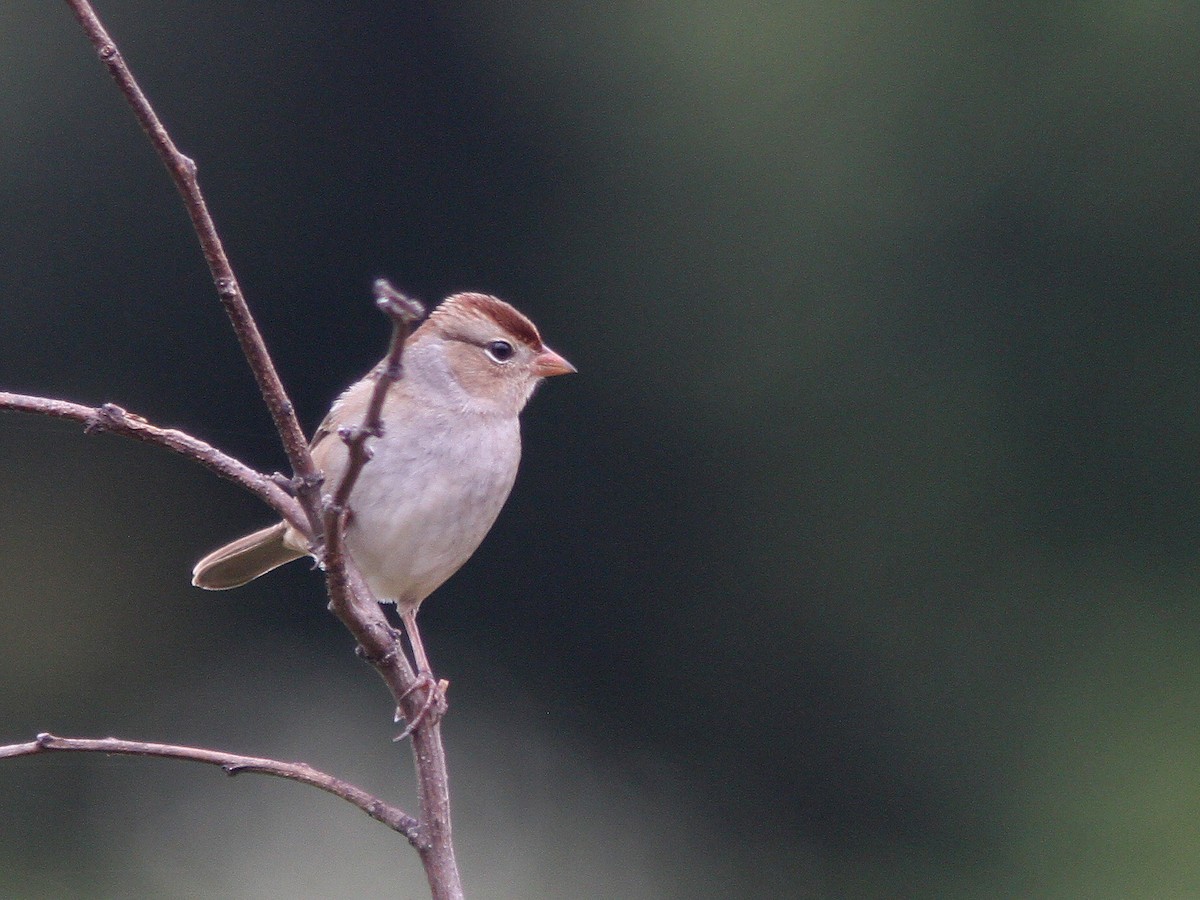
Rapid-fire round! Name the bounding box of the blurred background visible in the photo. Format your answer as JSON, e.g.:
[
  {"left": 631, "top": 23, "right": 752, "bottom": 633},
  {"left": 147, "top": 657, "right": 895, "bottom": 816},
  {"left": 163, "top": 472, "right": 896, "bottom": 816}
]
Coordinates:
[{"left": 2, "top": 1, "right": 1199, "bottom": 897}]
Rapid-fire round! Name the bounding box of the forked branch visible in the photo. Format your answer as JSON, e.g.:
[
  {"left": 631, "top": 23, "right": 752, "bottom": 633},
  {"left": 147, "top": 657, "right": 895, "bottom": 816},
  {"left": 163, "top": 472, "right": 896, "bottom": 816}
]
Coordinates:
[
  {"left": 63, "top": 0, "right": 324, "bottom": 539},
  {"left": 0, "top": 3, "right": 466, "bottom": 898},
  {"left": 318, "top": 282, "right": 460, "bottom": 895},
  {"left": 324, "top": 281, "right": 426, "bottom": 579}
]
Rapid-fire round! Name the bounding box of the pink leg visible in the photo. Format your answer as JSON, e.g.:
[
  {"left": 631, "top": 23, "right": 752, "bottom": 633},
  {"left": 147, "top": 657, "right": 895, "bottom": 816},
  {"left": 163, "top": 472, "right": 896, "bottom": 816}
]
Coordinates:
[
  {"left": 402, "top": 608, "right": 431, "bottom": 674},
  {"left": 392, "top": 607, "right": 444, "bottom": 741}
]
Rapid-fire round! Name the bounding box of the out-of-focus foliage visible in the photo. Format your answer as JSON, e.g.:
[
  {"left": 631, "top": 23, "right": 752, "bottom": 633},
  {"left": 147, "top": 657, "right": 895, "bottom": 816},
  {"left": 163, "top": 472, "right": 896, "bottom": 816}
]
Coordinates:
[{"left": 2, "top": 1, "right": 1198, "bottom": 896}]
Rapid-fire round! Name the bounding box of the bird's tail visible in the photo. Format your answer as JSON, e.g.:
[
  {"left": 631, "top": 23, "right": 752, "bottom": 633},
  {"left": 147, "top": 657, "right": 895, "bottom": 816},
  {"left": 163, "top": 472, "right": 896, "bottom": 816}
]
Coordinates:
[{"left": 191, "top": 522, "right": 305, "bottom": 590}]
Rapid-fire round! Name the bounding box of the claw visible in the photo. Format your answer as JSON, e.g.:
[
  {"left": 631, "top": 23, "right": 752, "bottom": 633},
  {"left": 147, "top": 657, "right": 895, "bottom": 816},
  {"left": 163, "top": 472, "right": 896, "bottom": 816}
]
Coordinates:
[{"left": 392, "top": 676, "right": 448, "bottom": 741}]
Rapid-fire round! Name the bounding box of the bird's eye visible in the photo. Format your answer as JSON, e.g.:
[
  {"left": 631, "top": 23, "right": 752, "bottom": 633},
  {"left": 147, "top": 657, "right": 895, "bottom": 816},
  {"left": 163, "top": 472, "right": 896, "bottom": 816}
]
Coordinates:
[{"left": 485, "top": 340, "right": 515, "bottom": 362}]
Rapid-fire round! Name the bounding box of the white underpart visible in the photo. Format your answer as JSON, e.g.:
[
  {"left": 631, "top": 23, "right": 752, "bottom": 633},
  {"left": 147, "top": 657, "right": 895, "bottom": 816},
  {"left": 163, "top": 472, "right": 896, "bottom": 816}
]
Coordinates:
[{"left": 343, "top": 397, "right": 522, "bottom": 608}]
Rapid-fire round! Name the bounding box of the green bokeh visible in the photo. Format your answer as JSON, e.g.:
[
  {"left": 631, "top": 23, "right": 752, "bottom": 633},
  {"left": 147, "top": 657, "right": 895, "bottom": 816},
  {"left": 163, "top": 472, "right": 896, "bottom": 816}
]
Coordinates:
[{"left": 2, "top": 1, "right": 1199, "bottom": 896}]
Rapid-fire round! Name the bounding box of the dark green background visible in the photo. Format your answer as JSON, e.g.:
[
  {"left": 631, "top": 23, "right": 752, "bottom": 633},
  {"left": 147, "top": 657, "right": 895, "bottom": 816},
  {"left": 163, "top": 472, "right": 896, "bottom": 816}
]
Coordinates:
[{"left": 3, "top": 2, "right": 1199, "bottom": 897}]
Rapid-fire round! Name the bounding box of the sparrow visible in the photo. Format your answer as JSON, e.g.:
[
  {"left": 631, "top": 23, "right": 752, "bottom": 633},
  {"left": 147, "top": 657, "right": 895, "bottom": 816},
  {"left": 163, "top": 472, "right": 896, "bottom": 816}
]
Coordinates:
[{"left": 192, "top": 292, "right": 574, "bottom": 671}]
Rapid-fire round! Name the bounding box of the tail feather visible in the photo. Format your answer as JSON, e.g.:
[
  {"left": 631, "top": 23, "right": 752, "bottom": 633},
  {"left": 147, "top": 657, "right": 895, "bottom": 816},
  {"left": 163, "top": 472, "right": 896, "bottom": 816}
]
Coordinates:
[{"left": 191, "top": 522, "right": 305, "bottom": 590}]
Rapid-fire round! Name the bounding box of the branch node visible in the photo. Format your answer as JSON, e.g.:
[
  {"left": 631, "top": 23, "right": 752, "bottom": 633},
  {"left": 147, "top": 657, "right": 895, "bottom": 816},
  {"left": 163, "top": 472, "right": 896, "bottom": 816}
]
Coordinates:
[
  {"left": 84, "top": 403, "right": 125, "bottom": 434},
  {"left": 337, "top": 423, "right": 380, "bottom": 449},
  {"left": 356, "top": 641, "right": 399, "bottom": 666},
  {"left": 409, "top": 824, "right": 433, "bottom": 853},
  {"left": 373, "top": 279, "right": 426, "bottom": 326},
  {"left": 214, "top": 276, "right": 237, "bottom": 302},
  {"left": 270, "top": 472, "right": 297, "bottom": 495},
  {"left": 297, "top": 471, "right": 325, "bottom": 491}
]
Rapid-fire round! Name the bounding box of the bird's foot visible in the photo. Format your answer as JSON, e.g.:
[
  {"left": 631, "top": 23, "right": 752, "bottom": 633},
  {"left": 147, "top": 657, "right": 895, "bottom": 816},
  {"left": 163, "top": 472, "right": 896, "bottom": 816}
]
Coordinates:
[{"left": 393, "top": 673, "right": 449, "bottom": 742}]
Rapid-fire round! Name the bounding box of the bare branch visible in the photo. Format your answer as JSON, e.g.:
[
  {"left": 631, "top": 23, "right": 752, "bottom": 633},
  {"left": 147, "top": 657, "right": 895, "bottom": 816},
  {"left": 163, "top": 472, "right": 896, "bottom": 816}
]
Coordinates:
[
  {"left": 323, "top": 281, "right": 425, "bottom": 602},
  {"left": 62, "top": 0, "right": 324, "bottom": 538},
  {"left": 0, "top": 391, "right": 307, "bottom": 535},
  {"left": 320, "top": 565, "right": 461, "bottom": 898},
  {"left": 330, "top": 281, "right": 426, "bottom": 512},
  {"left": 49, "top": 4, "right": 466, "bottom": 896},
  {"left": 314, "top": 282, "right": 462, "bottom": 898},
  {"left": 0, "top": 733, "right": 421, "bottom": 846},
  {"left": 317, "top": 279, "right": 423, "bottom": 681}
]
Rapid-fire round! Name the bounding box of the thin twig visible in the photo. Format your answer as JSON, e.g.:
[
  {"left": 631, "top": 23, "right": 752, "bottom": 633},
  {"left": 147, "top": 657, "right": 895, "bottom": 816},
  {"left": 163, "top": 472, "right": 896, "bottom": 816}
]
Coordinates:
[
  {"left": 0, "top": 734, "right": 421, "bottom": 845},
  {"left": 0, "top": 392, "right": 307, "bottom": 535},
  {"left": 62, "top": 0, "right": 324, "bottom": 540},
  {"left": 330, "top": 281, "right": 426, "bottom": 513},
  {"left": 323, "top": 281, "right": 425, "bottom": 581},
  {"left": 405, "top": 711, "right": 459, "bottom": 897},
  {"left": 48, "top": 4, "right": 465, "bottom": 898},
  {"left": 316, "top": 282, "right": 461, "bottom": 898},
  {"left": 319, "top": 281, "right": 425, "bottom": 665}
]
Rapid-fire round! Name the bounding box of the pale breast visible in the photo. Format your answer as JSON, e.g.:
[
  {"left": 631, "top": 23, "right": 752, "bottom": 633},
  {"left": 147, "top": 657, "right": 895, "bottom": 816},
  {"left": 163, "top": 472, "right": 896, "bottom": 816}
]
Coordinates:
[{"left": 341, "top": 406, "right": 522, "bottom": 608}]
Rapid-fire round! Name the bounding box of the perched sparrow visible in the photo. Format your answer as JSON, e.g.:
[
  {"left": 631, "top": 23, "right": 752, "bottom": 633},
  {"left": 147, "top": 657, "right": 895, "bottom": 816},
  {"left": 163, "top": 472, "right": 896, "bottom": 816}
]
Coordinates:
[{"left": 192, "top": 292, "right": 574, "bottom": 669}]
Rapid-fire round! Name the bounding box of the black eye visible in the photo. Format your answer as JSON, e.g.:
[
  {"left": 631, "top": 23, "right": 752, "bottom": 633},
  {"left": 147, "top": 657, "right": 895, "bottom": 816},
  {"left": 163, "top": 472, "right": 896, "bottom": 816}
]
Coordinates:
[{"left": 485, "top": 340, "right": 514, "bottom": 362}]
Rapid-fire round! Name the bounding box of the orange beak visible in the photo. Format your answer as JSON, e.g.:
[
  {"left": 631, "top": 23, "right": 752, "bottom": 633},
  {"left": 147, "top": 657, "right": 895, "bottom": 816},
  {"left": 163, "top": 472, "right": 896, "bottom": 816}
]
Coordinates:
[{"left": 532, "top": 346, "right": 577, "bottom": 377}]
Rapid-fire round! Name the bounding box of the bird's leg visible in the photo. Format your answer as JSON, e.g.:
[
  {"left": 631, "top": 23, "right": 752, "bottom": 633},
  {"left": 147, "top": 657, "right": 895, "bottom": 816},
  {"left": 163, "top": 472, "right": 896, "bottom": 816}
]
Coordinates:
[
  {"left": 392, "top": 607, "right": 447, "bottom": 740},
  {"left": 402, "top": 607, "right": 432, "bottom": 675}
]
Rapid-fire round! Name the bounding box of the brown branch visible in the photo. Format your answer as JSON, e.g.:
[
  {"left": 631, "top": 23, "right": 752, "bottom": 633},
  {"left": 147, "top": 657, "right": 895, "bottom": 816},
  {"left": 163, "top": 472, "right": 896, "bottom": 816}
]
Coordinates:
[
  {"left": 0, "top": 391, "right": 307, "bottom": 535},
  {"left": 323, "top": 281, "right": 426, "bottom": 581},
  {"left": 0, "top": 733, "right": 420, "bottom": 845},
  {"left": 49, "top": 4, "right": 465, "bottom": 898},
  {"left": 316, "top": 284, "right": 461, "bottom": 896},
  {"left": 319, "top": 282, "right": 425, "bottom": 672},
  {"left": 405, "top": 713, "right": 458, "bottom": 897},
  {"left": 329, "top": 281, "right": 427, "bottom": 513},
  {"left": 321, "top": 564, "right": 460, "bottom": 884},
  {"left": 62, "top": 0, "right": 324, "bottom": 540}
]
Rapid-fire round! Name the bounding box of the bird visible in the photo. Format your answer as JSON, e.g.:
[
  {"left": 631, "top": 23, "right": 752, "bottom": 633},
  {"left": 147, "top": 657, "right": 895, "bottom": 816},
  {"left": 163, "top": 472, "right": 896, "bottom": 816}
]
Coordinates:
[{"left": 191, "top": 292, "right": 574, "bottom": 674}]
